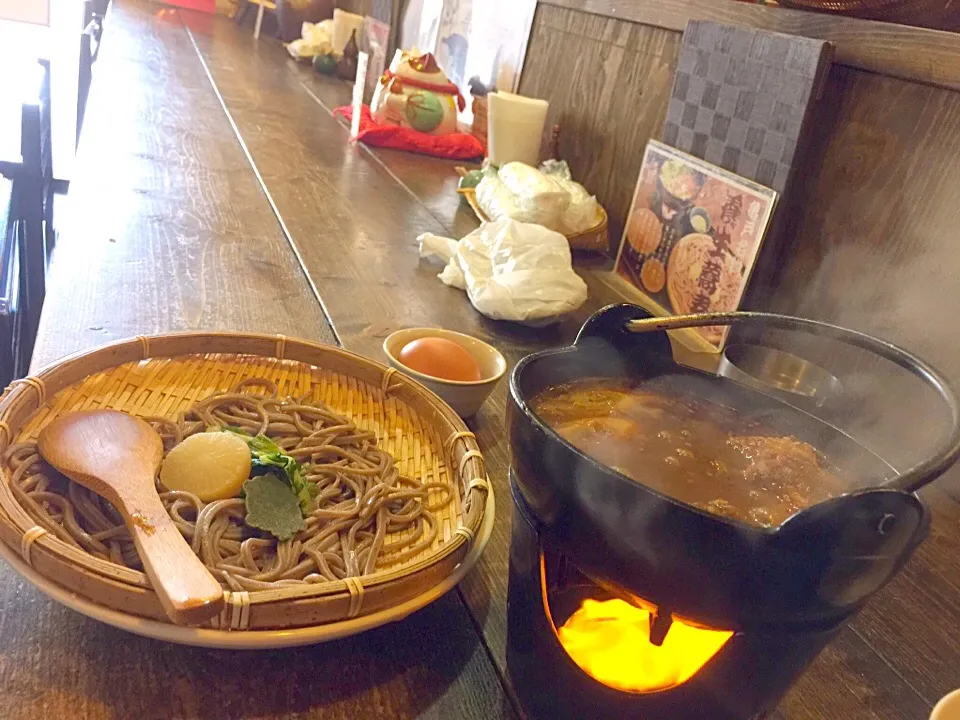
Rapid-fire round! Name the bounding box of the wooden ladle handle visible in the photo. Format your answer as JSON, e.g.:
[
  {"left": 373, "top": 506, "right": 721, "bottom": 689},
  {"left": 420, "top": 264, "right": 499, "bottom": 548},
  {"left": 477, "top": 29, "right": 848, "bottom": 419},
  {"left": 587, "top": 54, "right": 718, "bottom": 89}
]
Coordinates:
[
  {"left": 36, "top": 409, "right": 225, "bottom": 626},
  {"left": 117, "top": 481, "right": 224, "bottom": 626}
]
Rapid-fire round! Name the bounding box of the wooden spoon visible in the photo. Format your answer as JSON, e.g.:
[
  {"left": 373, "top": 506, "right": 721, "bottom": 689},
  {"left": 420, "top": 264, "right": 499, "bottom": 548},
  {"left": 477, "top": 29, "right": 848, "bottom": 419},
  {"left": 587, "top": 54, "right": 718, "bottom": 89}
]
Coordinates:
[{"left": 38, "top": 410, "right": 225, "bottom": 626}]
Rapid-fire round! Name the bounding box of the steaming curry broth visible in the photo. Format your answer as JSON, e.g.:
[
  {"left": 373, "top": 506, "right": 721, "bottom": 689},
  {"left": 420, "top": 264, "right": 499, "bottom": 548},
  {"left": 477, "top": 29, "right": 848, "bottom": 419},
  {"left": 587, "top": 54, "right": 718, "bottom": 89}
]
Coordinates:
[{"left": 531, "top": 378, "right": 843, "bottom": 527}]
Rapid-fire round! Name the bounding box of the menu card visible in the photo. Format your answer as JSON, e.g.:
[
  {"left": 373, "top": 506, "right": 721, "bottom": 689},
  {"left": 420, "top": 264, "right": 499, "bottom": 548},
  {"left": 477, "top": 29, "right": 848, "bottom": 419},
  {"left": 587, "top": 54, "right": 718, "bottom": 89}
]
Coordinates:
[{"left": 614, "top": 140, "right": 777, "bottom": 349}]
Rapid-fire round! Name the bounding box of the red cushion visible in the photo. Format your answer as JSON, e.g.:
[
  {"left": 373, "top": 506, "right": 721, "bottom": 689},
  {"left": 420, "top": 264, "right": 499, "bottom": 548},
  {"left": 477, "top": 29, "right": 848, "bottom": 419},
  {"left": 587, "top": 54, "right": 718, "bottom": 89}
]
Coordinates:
[
  {"left": 164, "top": 0, "right": 215, "bottom": 12},
  {"left": 333, "top": 105, "right": 485, "bottom": 161}
]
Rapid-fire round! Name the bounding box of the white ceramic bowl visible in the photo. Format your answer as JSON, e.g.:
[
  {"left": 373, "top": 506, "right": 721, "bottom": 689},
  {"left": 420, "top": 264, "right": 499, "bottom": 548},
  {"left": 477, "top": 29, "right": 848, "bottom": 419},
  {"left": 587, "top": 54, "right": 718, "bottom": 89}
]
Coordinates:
[
  {"left": 932, "top": 689, "right": 960, "bottom": 720},
  {"left": 383, "top": 328, "right": 507, "bottom": 417}
]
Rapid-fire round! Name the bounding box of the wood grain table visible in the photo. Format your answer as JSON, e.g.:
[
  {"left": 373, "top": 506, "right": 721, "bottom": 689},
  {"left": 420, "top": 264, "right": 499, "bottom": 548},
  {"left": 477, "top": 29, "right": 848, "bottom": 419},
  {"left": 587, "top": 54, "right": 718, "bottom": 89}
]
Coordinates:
[{"left": 5, "top": 1, "right": 955, "bottom": 718}]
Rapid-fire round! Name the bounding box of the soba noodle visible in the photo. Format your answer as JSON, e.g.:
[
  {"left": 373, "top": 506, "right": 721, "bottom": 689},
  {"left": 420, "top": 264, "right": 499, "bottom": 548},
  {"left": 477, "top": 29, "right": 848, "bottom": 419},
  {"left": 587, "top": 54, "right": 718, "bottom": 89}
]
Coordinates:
[{"left": 1, "top": 379, "right": 452, "bottom": 591}]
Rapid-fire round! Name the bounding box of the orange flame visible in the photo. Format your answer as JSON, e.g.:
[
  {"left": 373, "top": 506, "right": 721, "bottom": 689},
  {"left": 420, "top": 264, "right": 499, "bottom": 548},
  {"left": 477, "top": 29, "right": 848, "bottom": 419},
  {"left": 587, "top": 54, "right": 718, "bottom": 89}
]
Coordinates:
[{"left": 556, "top": 598, "right": 733, "bottom": 693}]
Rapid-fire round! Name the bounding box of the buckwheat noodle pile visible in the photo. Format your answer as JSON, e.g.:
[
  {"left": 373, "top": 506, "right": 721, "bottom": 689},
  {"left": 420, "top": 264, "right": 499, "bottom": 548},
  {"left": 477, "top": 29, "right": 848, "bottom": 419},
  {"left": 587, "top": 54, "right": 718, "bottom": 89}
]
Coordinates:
[{"left": 2, "top": 379, "right": 452, "bottom": 591}]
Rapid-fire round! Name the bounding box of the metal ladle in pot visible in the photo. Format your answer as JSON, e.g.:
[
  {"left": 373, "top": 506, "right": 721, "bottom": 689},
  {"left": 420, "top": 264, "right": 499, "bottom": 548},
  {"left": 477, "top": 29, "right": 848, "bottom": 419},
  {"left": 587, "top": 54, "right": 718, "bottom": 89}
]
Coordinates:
[
  {"left": 625, "top": 311, "right": 960, "bottom": 494},
  {"left": 718, "top": 344, "right": 842, "bottom": 408}
]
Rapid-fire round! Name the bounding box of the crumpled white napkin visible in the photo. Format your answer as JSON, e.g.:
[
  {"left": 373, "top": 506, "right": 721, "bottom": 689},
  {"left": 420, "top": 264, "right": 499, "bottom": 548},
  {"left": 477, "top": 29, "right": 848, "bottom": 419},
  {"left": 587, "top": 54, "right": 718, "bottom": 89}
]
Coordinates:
[{"left": 418, "top": 218, "right": 588, "bottom": 325}]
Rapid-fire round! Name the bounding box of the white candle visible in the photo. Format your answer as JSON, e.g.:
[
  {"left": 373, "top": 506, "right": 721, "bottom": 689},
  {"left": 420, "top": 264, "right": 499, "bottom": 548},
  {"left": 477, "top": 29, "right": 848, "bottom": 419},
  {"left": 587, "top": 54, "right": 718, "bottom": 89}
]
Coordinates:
[{"left": 487, "top": 91, "right": 549, "bottom": 167}]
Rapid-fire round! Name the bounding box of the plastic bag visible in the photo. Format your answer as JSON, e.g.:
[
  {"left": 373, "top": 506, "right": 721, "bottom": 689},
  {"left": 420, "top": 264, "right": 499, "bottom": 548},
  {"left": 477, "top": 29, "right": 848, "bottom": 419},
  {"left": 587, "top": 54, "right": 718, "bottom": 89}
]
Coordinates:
[
  {"left": 497, "top": 162, "right": 569, "bottom": 230},
  {"left": 285, "top": 20, "right": 334, "bottom": 59},
  {"left": 475, "top": 166, "right": 523, "bottom": 222},
  {"left": 540, "top": 159, "right": 602, "bottom": 234},
  {"left": 418, "top": 219, "right": 588, "bottom": 325}
]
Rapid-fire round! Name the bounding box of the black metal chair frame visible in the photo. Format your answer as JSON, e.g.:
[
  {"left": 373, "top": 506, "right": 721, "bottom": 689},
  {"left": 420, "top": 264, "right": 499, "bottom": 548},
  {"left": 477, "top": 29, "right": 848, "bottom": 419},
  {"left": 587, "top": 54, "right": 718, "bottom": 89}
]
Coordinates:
[{"left": 0, "top": 59, "right": 53, "bottom": 386}]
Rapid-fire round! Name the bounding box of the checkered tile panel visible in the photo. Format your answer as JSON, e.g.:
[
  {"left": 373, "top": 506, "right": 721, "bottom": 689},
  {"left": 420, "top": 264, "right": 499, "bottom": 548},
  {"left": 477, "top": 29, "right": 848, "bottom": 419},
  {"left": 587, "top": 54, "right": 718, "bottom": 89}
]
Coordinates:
[{"left": 662, "top": 21, "right": 831, "bottom": 194}]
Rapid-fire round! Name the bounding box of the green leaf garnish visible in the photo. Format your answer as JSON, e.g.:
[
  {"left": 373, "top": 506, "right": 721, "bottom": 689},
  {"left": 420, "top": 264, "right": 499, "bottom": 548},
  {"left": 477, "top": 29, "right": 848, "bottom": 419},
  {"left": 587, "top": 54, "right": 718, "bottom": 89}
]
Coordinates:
[
  {"left": 222, "top": 427, "right": 318, "bottom": 513},
  {"left": 243, "top": 475, "right": 306, "bottom": 541}
]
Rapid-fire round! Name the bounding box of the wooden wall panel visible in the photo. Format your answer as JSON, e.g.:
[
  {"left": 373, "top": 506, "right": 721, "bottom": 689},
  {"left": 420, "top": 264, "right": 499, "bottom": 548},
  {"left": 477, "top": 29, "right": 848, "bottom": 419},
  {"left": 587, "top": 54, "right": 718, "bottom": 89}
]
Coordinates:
[
  {"left": 335, "top": 0, "right": 395, "bottom": 24},
  {"left": 543, "top": 0, "right": 960, "bottom": 91},
  {"left": 518, "top": 4, "right": 679, "bottom": 253},
  {"left": 765, "top": 64, "right": 960, "bottom": 376},
  {"left": 518, "top": 2, "right": 960, "bottom": 496},
  {"left": 518, "top": 4, "right": 960, "bottom": 348},
  {"left": 335, "top": 0, "right": 370, "bottom": 15}
]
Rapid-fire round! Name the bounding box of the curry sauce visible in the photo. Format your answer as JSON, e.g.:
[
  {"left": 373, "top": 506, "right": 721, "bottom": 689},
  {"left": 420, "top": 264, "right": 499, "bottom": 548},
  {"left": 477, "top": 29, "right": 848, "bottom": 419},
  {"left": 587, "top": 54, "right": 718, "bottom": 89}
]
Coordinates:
[{"left": 531, "top": 379, "right": 843, "bottom": 527}]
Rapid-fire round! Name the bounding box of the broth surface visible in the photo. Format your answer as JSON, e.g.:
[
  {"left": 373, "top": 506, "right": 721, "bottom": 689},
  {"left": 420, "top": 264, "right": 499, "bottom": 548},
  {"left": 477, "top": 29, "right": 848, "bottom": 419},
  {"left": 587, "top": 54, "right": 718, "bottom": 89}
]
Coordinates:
[{"left": 531, "top": 378, "right": 843, "bottom": 527}]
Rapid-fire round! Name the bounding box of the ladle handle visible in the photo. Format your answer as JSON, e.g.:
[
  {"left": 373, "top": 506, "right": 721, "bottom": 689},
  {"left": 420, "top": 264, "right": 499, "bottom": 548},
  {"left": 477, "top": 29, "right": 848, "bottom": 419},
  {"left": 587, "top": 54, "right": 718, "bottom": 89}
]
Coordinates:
[
  {"left": 116, "top": 479, "right": 225, "bottom": 626},
  {"left": 626, "top": 310, "right": 960, "bottom": 493}
]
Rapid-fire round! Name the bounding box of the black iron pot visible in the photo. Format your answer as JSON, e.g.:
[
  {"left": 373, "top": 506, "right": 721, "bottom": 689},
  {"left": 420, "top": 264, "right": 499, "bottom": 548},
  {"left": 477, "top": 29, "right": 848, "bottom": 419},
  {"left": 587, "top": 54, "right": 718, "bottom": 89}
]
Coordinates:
[{"left": 507, "top": 305, "right": 960, "bottom": 630}]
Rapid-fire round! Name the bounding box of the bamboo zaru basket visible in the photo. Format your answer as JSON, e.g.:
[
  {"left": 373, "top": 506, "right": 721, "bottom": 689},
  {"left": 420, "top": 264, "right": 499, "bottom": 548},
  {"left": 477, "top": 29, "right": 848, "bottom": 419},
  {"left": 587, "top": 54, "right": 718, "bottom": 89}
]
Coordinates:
[{"left": 0, "top": 333, "right": 490, "bottom": 631}]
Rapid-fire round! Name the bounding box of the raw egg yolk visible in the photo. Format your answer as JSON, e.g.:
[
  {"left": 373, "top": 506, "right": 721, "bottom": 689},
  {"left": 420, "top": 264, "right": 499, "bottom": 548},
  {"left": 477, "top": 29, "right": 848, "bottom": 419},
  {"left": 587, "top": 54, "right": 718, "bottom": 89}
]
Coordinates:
[{"left": 398, "top": 337, "right": 482, "bottom": 382}]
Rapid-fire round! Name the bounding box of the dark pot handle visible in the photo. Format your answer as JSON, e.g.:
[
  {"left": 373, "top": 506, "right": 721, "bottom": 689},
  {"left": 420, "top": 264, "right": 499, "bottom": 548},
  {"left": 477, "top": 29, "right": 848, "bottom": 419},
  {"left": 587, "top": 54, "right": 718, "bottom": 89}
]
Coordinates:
[{"left": 573, "top": 304, "right": 674, "bottom": 366}]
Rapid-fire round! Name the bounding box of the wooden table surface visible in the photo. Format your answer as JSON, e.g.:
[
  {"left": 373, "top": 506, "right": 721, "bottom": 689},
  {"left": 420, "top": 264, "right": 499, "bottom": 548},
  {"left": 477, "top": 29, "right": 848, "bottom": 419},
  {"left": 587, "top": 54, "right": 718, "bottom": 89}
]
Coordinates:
[{"left": 5, "top": 1, "right": 956, "bottom": 718}]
